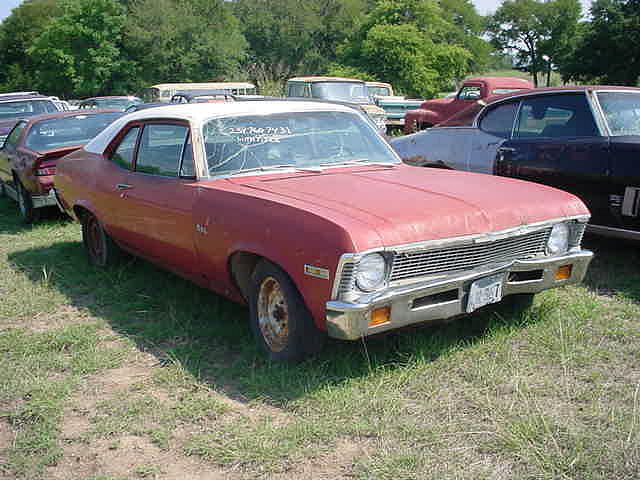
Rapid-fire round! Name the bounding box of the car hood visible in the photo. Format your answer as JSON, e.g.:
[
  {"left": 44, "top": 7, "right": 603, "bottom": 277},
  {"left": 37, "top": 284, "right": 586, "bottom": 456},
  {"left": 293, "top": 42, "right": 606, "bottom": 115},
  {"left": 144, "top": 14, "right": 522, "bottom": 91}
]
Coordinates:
[
  {"left": 229, "top": 164, "right": 588, "bottom": 251},
  {"left": 420, "top": 97, "right": 451, "bottom": 109}
]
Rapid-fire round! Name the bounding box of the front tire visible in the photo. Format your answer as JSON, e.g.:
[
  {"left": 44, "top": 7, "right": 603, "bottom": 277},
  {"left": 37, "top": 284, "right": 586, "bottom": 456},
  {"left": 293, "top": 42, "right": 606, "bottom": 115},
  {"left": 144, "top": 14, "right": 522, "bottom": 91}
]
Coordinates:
[
  {"left": 248, "top": 260, "right": 326, "bottom": 363},
  {"left": 16, "top": 180, "right": 39, "bottom": 223},
  {"left": 81, "top": 212, "right": 123, "bottom": 267}
]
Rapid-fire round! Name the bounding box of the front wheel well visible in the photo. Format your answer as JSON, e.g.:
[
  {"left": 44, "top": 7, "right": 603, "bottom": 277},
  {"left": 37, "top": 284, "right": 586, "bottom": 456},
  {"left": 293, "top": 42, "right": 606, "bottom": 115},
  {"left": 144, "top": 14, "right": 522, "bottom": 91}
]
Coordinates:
[
  {"left": 73, "top": 205, "right": 92, "bottom": 222},
  {"left": 229, "top": 251, "right": 263, "bottom": 301}
]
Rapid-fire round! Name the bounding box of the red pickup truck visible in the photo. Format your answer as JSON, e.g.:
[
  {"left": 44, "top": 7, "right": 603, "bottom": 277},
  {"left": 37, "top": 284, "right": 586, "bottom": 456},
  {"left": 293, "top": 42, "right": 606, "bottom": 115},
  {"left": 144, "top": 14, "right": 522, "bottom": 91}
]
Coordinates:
[{"left": 403, "top": 77, "right": 534, "bottom": 134}]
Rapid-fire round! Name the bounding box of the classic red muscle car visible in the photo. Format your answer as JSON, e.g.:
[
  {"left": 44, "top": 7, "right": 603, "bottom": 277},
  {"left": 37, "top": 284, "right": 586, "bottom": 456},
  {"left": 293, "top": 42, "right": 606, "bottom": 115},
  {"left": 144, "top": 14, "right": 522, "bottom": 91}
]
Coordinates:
[
  {"left": 54, "top": 101, "right": 593, "bottom": 362},
  {"left": 0, "top": 110, "right": 123, "bottom": 222}
]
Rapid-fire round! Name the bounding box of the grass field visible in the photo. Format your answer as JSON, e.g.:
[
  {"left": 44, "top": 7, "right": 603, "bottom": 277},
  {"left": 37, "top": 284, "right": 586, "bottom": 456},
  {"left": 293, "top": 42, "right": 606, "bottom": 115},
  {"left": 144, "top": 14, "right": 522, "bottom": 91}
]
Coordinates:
[{"left": 0, "top": 197, "right": 639, "bottom": 479}]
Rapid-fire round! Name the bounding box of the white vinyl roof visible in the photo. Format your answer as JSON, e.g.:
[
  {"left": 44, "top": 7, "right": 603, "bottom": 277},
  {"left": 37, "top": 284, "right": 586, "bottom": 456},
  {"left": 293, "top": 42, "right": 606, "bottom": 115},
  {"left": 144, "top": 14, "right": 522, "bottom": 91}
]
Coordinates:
[{"left": 85, "top": 101, "right": 359, "bottom": 154}]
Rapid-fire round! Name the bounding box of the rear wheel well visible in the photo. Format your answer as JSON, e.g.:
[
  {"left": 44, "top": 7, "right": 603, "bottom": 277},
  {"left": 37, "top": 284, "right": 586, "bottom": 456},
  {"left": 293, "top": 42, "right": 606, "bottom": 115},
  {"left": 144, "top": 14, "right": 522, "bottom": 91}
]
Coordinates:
[{"left": 73, "top": 205, "right": 92, "bottom": 222}]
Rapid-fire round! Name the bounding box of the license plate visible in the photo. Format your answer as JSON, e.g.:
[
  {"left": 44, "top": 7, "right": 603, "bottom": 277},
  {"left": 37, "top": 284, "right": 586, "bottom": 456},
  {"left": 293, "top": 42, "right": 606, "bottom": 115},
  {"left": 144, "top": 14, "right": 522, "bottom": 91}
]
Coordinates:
[{"left": 466, "top": 273, "right": 505, "bottom": 313}]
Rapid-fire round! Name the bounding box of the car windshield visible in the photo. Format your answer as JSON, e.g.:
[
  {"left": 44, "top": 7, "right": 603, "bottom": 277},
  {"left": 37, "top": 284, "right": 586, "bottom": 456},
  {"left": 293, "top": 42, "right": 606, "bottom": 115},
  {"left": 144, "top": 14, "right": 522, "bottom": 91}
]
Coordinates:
[
  {"left": 95, "top": 98, "right": 141, "bottom": 110},
  {"left": 203, "top": 110, "right": 398, "bottom": 176},
  {"left": 311, "top": 82, "right": 372, "bottom": 104},
  {"left": 25, "top": 112, "right": 124, "bottom": 151},
  {"left": 0, "top": 100, "right": 57, "bottom": 120},
  {"left": 596, "top": 91, "right": 640, "bottom": 136},
  {"left": 368, "top": 86, "right": 392, "bottom": 97}
]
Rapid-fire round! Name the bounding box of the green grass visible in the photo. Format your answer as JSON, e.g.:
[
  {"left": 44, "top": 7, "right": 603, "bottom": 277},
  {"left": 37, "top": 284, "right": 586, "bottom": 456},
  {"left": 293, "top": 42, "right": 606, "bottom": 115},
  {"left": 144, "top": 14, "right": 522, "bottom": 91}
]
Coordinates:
[{"left": 0, "top": 197, "right": 639, "bottom": 479}]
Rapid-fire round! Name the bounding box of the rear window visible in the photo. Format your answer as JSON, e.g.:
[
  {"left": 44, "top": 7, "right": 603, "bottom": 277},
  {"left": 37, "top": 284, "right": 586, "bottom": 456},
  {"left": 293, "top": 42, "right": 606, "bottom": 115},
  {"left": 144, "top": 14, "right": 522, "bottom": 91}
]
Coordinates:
[
  {"left": 0, "top": 99, "right": 58, "bottom": 120},
  {"left": 25, "top": 112, "right": 123, "bottom": 151}
]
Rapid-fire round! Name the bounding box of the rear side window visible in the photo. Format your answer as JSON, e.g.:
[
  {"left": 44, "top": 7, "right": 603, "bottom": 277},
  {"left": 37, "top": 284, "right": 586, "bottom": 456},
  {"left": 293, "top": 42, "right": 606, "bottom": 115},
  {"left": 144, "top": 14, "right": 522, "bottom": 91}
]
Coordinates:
[
  {"left": 479, "top": 102, "right": 518, "bottom": 138},
  {"left": 111, "top": 127, "right": 140, "bottom": 170},
  {"left": 514, "top": 94, "right": 598, "bottom": 138},
  {"left": 136, "top": 124, "right": 190, "bottom": 177},
  {"left": 287, "top": 82, "right": 307, "bottom": 97},
  {"left": 3, "top": 121, "right": 27, "bottom": 149}
]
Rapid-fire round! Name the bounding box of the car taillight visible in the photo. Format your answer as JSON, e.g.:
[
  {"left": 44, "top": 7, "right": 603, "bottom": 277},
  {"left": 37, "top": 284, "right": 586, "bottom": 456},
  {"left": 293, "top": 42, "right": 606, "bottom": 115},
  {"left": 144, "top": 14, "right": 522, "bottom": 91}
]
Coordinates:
[{"left": 36, "top": 167, "right": 56, "bottom": 176}]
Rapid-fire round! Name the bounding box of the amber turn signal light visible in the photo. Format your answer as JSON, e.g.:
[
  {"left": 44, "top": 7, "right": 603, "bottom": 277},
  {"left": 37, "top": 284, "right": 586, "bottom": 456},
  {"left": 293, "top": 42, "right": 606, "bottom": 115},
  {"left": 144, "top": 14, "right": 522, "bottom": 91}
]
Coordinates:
[
  {"left": 369, "top": 307, "right": 391, "bottom": 327},
  {"left": 555, "top": 265, "right": 572, "bottom": 281}
]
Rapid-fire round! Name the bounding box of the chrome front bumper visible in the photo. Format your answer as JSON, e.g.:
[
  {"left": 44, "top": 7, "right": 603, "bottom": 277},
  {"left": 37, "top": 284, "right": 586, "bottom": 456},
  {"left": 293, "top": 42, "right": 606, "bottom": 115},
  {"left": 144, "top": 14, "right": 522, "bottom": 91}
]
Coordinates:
[{"left": 326, "top": 250, "right": 593, "bottom": 340}]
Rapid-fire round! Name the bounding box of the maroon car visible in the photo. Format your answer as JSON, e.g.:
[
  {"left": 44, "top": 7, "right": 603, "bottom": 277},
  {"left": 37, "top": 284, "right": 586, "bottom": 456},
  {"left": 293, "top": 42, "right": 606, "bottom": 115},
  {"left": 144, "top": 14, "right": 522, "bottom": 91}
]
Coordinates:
[
  {"left": 0, "top": 110, "right": 123, "bottom": 222},
  {"left": 55, "top": 101, "right": 593, "bottom": 362}
]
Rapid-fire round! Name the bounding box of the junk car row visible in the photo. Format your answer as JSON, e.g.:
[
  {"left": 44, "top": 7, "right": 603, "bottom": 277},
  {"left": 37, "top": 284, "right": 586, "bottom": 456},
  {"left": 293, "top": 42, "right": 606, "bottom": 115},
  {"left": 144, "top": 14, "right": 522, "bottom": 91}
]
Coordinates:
[{"left": 0, "top": 86, "right": 596, "bottom": 362}]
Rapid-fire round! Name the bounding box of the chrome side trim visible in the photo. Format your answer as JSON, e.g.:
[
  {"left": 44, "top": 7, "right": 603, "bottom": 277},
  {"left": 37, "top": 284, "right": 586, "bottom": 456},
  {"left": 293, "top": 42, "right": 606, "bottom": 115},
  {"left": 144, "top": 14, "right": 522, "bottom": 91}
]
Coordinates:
[{"left": 587, "top": 224, "right": 640, "bottom": 241}]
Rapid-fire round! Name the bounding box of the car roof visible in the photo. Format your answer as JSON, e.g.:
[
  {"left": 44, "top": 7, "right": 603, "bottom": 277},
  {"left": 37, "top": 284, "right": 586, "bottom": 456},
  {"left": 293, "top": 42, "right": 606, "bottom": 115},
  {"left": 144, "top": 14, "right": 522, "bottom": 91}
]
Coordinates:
[
  {"left": 172, "top": 89, "right": 232, "bottom": 98},
  {"left": 23, "top": 109, "right": 122, "bottom": 125},
  {"left": 0, "top": 94, "right": 53, "bottom": 102},
  {"left": 287, "top": 76, "right": 365, "bottom": 84},
  {"left": 85, "top": 101, "right": 366, "bottom": 154},
  {"left": 464, "top": 76, "right": 534, "bottom": 88},
  {"left": 81, "top": 96, "right": 140, "bottom": 102}
]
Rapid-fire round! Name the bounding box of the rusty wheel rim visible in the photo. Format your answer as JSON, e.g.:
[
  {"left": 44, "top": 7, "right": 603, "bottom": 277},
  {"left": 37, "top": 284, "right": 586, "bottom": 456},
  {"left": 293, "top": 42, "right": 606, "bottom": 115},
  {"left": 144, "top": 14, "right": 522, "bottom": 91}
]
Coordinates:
[
  {"left": 257, "top": 276, "right": 289, "bottom": 352},
  {"left": 86, "top": 216, "right": 104, "bottom": 263}
]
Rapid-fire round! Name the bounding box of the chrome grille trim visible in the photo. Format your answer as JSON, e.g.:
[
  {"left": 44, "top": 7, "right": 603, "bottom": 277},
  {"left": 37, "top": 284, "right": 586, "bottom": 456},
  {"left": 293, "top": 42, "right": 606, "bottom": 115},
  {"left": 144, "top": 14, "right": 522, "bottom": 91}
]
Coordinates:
[
  {"left": 570, "top": 222, "right": 586, "bottom": 247},
  {"left": 389, "top": 228, "right": 552, "bottom": 282}
]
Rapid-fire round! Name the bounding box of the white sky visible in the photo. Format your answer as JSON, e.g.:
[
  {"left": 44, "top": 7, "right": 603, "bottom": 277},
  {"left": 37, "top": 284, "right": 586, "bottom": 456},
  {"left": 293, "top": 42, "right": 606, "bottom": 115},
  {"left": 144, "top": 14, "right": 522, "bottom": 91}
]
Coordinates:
[{"left": 0, "top": 0, "right": 593, "bottom": 23}]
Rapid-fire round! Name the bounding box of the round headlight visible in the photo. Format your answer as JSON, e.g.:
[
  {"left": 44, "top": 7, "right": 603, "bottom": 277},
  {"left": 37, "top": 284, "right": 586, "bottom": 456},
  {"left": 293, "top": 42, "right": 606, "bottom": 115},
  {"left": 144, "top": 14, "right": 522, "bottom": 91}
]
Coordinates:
[
  {"left": 355, "top": 253, "right": 387, "bottom": 292},
  {"left": 547, "top": 223, "right": 569, "bottom": 255}
]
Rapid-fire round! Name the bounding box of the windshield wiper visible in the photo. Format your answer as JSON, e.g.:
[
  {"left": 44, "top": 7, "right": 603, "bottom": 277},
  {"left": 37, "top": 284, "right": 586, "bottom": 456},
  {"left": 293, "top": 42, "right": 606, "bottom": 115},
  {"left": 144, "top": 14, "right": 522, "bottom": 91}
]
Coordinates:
[{"left": 227, "top": 164, "right": 299, "bottom": 175}]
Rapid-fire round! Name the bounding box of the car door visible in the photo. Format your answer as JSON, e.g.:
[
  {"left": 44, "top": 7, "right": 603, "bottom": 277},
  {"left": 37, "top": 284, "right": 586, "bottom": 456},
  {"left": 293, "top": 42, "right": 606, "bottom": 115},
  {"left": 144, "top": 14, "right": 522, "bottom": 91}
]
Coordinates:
[
  {"left": 470, "top": 100, "right": 520, "bottom": 174},
  {"left": 0, "top": 121, "right": 27, "bottom": 186},
  {"left": 117, "top": 121, "right": 200, "bottom": 275},
  {"left": 495, "top": 93, "right": 611, "bottom": 224},
  {"left": 595, "top": 90, "right": 640, "bottom": 232}
]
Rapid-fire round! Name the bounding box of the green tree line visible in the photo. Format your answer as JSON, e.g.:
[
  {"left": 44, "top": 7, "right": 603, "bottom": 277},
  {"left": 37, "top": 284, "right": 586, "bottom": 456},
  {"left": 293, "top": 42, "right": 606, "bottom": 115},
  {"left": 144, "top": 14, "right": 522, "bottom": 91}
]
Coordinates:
[{"left": 0, "top": 0, "right": 638, "bottom": 100}]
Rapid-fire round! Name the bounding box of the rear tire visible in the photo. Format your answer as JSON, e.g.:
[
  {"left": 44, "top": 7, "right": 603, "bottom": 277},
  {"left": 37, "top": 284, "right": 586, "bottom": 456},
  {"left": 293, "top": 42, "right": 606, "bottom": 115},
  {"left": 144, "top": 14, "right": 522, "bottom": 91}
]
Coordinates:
[
  {"left": 248, "top": 260, "right": 326, "bottom": 363},
  {"left": 81, "top": 212, "right": 123, "bottom": 267}
]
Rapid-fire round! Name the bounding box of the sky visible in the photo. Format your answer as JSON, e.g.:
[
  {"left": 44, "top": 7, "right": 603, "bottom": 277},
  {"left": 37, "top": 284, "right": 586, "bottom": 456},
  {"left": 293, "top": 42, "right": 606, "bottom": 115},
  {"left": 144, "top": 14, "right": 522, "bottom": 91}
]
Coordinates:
[{"left": 0, "top": 0, "right": 593, "bottom": 23}]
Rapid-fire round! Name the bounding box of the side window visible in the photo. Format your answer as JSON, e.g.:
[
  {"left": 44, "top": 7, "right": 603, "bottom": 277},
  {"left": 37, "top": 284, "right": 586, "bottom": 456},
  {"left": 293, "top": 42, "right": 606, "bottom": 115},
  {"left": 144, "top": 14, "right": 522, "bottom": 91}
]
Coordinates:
[
  {"left": 287, "top": 83, "right": 306, "bottom": 97},
  {"left": 4, "top": 121, "right": 27, "bottom": 149},
  {"left": 110, "top": 127, "right": 140, "bottom": 170},
  {"left": 180, "top": 134, "right": 195, "bottom": 177},
  {"left": 515, "top": 94, "right": 598, "bottom": 139},
  {"left": 479, "top": 102, "right": 518, "bottom": 138},
  {"left": 136, "top": 124, "right": 189, "bottom": 177},
  {"left": 458, "top": 86, "right": 481, "bottom": 101}
]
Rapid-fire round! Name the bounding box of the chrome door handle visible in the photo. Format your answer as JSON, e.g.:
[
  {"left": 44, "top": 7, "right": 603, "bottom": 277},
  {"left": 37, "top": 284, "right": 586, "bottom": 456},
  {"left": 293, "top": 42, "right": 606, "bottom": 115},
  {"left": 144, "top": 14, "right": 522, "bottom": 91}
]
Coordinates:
[
  {"left": 116, "top": 184, "right": 133, "bottom": 190},
  {"left": 497, "top": 147, "right": 515, "bottom": 153}
]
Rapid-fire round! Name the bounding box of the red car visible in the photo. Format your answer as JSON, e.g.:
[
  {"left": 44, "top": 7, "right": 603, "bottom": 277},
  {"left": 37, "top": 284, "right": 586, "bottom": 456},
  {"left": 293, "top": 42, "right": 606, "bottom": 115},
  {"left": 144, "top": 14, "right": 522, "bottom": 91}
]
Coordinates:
[
  {"left": 55, "top": 101, "right": 593, "bottom": 362},
  {"left": 403, "top": 77, "right": 534, "bottom": 134},
  {"left": 0, "top": 110, "right": 123, "bottom": 222}
]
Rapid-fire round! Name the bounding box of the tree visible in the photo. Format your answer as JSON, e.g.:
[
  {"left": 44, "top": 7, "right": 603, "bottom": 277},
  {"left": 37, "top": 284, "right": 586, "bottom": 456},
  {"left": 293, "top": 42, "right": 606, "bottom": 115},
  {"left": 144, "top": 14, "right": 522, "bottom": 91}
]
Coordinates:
[
  {"left": 559, "top": 0, "right": 640, "bottom": 85},
  {"left": 487, "top": 0, "right": 581, "bottom": 87},
  {"left": 0, "top": 0, "right": 61, "bottom": 92},
  {"left": 232, "top": 0, "right": 368, "bottom": 89},
  {"left": 124, "top": 0, "right": 248, "bottom": 87},
  {"left": 28, "top": 0, "right": 136, "bottom": 98},
  {"left": 335, "top": 0, "right": 474, "bottom": 97}
]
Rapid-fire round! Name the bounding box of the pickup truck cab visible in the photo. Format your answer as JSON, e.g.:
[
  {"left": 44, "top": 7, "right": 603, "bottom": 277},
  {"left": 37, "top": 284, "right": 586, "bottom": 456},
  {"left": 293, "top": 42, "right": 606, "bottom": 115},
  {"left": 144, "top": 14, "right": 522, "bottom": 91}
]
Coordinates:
[
  {"left": 286, "top": 76, "right": 387, "bottom": 134},
  {"left": 366, "top": 82, "right": 423, "bottom": 130},
  {"left": 404, "top": 77, "right": 534, "bottom": 134}
]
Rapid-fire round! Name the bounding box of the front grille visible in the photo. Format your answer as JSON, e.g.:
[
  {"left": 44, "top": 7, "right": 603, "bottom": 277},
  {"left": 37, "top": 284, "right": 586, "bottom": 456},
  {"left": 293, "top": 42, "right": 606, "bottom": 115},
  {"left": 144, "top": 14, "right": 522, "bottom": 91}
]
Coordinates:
[
  {"left": 389, "top": 228, "right": 552, "bottom": 282},
  {"left": 336, "top": 261, "right": 357, "bottom": 297}
]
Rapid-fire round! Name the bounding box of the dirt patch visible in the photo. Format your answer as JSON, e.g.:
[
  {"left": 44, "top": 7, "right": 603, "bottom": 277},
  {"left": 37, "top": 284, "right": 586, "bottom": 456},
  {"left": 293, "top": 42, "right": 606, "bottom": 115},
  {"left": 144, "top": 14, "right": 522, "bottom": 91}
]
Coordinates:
[{"left": 48, "top": 434, "right": 234, "bottom": 480}]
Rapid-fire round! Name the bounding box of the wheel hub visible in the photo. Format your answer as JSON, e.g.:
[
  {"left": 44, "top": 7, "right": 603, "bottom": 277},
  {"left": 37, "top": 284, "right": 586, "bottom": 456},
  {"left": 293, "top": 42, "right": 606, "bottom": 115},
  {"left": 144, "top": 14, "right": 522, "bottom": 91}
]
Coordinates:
[{"left": 257, "top": 277, "right": 289, "bottom": 352}]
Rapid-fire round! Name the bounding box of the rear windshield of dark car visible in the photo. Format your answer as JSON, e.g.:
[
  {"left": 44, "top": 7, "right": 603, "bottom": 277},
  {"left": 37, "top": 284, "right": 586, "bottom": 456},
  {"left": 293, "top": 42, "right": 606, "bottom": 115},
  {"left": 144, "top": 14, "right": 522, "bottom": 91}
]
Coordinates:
[
  {"left": 25, "top": 112, "right": 124, "bottom": 151},
  {"left": 0, "top": 99, "right": 59, "bottom": 120}
]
